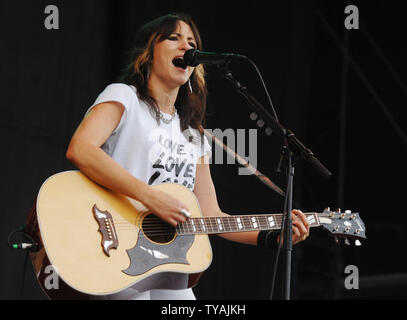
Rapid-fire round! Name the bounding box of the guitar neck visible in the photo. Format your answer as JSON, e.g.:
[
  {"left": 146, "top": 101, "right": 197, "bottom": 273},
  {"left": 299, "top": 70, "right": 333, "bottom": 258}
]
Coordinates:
[{"left": 175, "top": 213, "right": 320, "bottom": 235}]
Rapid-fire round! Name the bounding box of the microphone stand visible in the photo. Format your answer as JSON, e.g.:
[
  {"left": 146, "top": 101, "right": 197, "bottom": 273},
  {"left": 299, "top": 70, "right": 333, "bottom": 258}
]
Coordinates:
[{"left": 219, "top": 62, "right": 331, "bottom": 300}]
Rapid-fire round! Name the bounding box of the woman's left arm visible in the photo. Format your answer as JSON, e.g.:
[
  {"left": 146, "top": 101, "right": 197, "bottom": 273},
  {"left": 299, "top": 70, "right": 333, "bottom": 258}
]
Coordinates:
[{"left": 193, "top": 155, "right": 310, "bottom": 246}]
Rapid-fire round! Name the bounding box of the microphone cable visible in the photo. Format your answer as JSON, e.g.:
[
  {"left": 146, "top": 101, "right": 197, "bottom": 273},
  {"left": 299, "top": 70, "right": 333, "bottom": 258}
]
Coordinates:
[
  {"left": 241, "top": 56, "right": 280, "bottom": 123},
  {"left": 239, "top": 55, "right": 294, "bottom": 299}
]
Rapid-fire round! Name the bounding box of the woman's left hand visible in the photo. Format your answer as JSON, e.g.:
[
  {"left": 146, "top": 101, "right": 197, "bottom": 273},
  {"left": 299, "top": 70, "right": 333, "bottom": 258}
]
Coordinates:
[{"left": 277, "top": 209, "right": 310, "bottom": 245}]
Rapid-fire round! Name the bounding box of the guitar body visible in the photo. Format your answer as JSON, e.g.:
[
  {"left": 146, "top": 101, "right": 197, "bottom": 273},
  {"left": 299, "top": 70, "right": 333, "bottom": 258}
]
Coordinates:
[{"left": 27, "top": 171, "right": 212, "bottom": 299}]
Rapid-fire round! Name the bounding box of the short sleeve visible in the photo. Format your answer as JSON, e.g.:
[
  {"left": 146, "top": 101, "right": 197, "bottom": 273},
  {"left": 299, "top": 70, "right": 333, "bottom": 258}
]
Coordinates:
[
  {"left": 201, "top": 134, "right": 212, "bottom": 158},
  {"left": 85, "top": 83, "right": 135, "bottom": 134}
]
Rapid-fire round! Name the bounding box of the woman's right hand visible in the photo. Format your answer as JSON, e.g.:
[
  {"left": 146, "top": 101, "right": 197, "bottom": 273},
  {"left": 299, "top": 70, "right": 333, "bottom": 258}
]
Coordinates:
[{"left": 141, "top": 186, "right": 190, "bottom": 227}]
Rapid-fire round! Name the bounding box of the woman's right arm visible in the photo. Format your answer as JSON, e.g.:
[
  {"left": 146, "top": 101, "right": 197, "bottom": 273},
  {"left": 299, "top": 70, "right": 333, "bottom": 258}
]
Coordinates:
[{"left": 66, "top": 101, "right": 188, "bottom": 226}]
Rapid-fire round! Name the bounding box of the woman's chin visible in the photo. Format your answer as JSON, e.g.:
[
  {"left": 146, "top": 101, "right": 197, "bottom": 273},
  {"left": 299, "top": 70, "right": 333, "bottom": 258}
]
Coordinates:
[{"left": 172, "top": 78, "right": 189, "bottom": 89}]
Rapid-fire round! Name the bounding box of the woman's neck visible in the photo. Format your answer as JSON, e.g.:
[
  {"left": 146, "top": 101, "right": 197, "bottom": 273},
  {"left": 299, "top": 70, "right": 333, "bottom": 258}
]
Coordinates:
[{"left": 148, "top": 76, "right": 179, "bottom": 114}]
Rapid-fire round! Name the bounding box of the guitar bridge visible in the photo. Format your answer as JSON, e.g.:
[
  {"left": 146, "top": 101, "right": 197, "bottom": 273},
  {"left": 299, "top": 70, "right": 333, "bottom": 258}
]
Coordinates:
[{"left": 92, "top": 205, "right": 119, "bottom": 257}]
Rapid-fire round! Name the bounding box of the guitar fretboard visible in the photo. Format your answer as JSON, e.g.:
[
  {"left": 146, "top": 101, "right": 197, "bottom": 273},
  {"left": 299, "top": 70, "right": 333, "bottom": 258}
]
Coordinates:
[{"left": 175, "top": 213, "right": 320, "bottom": 235}]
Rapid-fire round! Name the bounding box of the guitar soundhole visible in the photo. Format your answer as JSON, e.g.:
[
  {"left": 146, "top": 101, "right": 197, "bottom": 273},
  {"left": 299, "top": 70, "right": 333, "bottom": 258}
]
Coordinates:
[{"left": 141, "top": 213, "right": 176, "bottom": 244}]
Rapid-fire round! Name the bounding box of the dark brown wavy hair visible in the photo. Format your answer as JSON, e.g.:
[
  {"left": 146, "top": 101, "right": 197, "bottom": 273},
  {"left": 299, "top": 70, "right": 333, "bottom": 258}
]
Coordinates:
[{"left": 118, "top": 13, "right": 207, "bottom": 133}]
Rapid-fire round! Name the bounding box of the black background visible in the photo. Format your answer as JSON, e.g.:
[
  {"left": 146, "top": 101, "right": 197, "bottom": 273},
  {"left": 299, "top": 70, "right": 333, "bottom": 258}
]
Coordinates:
[{"left": 1, "top": 0, "right": 406, "bottom": 300}]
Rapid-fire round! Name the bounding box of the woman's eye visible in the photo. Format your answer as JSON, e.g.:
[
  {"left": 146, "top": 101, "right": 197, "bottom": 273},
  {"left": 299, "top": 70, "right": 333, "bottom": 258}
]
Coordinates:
[{"left": 167, "top": 35, "right": 196, "bottom": 48}]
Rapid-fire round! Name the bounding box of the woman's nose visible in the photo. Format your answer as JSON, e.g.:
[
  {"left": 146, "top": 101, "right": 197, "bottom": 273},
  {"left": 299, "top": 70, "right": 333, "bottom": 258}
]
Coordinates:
[{"left": 179, "top": 38, "right": 194, "bottom": 51}]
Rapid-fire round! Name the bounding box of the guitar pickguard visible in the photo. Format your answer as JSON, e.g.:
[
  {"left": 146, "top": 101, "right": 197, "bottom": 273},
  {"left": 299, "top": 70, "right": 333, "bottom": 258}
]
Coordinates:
[{"left": 122, "top": 230, "right": 194, "bottom": 276}]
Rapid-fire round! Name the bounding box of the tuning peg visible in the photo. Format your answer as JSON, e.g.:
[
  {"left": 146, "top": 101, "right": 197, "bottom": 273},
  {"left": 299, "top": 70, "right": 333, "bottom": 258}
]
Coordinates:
[
  {"left": 345, "top": 210, "right": 351, "bottom": 213},
  {"left": 250, "top": 112, "right": 258, "bottom": 120},
  {"left": 334, "top": 236, "right": 339, "bottom": 244},
  {"left": 265, "top": 127, "right": 272, "bottom": 136},
  {"left": 344, "top": 238, "right": 350, "bottom": 246},
  {"left": 324, "top": 207, "right": 330, "bottom": 211},
  {"left": 336, "top": 208, "right": 341, "bottom": 213},
  {"left": 355, "top": 240, "right": 362, "bottom": 246},
  {"left": 257, "top": 119, "right": 265, "bottom": 128}
]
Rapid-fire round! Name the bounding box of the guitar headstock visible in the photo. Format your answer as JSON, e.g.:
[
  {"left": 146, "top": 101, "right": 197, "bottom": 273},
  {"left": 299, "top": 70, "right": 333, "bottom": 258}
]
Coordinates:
[{"left": 318, "top": 208, "right": 366, "bottom": 246}]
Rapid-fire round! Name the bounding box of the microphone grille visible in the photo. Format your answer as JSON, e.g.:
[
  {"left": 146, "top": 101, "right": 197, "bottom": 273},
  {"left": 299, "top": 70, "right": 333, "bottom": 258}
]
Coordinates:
[{"left": 183, "top": 49, "right": 198, "bottom": 67}]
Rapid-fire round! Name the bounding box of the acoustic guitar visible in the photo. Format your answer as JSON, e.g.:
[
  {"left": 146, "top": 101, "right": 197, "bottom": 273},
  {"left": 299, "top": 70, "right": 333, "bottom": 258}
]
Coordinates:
[{"left": 26, "top": 170, "right": 366, "bottom": 299}]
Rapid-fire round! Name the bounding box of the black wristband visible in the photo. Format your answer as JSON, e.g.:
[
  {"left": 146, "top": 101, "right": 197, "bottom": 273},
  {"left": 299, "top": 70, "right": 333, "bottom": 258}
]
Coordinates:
[{"left": 257, "top": 230, "right": 280, "bottom": 250}]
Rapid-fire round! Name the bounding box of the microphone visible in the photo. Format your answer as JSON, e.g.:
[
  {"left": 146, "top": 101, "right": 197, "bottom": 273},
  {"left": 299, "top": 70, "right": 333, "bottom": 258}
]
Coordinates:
[{"left": 183, "top": 49, "right": 246, "bottom": 67}]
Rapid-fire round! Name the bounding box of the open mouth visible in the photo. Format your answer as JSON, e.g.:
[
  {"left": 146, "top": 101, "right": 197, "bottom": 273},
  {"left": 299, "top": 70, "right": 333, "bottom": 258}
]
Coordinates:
[{"left": 172, "top": 58, "right": 187, "bottom": 70}]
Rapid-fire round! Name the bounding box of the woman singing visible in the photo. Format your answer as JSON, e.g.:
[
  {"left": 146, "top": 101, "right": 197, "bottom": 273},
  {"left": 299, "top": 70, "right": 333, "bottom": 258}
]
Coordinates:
[{"left": 66, "top": 13, "right": 310, "bottom": 300}]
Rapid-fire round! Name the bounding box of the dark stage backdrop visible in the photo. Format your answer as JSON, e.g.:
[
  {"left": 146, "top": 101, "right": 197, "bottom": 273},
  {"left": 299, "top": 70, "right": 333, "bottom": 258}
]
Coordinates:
[{"left": 1, "top": 0, "right": 406, "bottom": 300}]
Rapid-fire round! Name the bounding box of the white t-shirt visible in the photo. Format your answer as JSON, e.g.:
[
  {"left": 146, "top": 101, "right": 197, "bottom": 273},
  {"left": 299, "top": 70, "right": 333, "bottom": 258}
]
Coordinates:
[{"left": 85, "top": 83, "right": 211, "bottom": 192}]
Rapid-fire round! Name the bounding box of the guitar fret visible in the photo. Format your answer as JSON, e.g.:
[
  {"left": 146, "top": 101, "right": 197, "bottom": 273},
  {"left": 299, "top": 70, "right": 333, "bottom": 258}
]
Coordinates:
[
  {"left": 264, "top": 216, "right": 273, "bottom": 229},
  {"left": 211, "top": 217, "right": 217, "bottom": 233},
  {"left": 251, "top": 216, "right": 258, "bottom": 229},
  {"left": 216, "top": 218, "right": 223, "bottom": 231},
  {"left": 190, "top": 219, "right": 196, "bottom": 233},
  {"left": 206, "top": 217, "right": 214, "bottom": 233},
  {"left": 200, "top": 218, "right": 206, "bottom": 232},
  {"left": 231, "top": 216, "right": 237, "bottom": 231},
  {"left": 242, "top": 216, "right": 251, "bottom": 230},
  {"left": 236, "top": 217, "right": 243, "bottom": 230},
  {"left": 187, "top": 220, "right": 194, "bottom": 234},
  {"left": 182, "top": 220, "right": 188, "bottom": 234},
  {"left": 186, "top": 220, "right": 193, "bottom": 233},
  {"left": 177, "top": 221, "right": 183, "bottom": 235},
  {"left": 230, "top": 217, "right": 236, "bottom": 231},
  {"left": 239, "top": 216, "right": 245, "bottom": 230},
  {"left": 258, "top": 215, "right": 268, "bottom": 229},
  {"left": 225, "top": 216, "right": 232, "bottom": 232},
  {"left": 194, "top": 219, "right": 201, "bottom": 233},
  {"left": 268, "top": 215, "right": 277, "bottom": 229},
  {"left": 258, "top": 216, "right": 264, "bottom": 229}
]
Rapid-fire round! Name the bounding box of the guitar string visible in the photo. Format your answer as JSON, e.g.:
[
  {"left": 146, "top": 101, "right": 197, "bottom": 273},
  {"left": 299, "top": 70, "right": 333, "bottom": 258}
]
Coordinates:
[
  {"left": 111, "top": 214, "right": 324, "bottom": 228},
  {"left": 111, "top": 215, "right": 315, "bottom": 223},
  {"left": 101, "top": 215, "right": 339, "bottom": 236},
  {"left": 111, "top": 214, "right": 322, "bottom": 228},
  {"left": 110, "top": 212, "right": 331, "bottom": 224},
  {"left": 107, "top": 222, "right": 355, "bottom": 237},
  {"left": 111, "top": 225, "right": 283, "bottom": 232},
  {"left": 106, "top": 221, "right": 325, "bottom": 237},
  {"left": 111, "top": 213, "right": 325, "bottom": 225},
  {"left": 106, "top": 224, "right": 337, "bottom": 239},
  {"left": 116, "top": 218, "right": 290, "bottom": 229},
  {"left": 106, "top": 224, "right": 316, "bottom": 238},
  {"left": 112, "top": 216, "right": 291, "bottom": 228},
  {"left": 129, "top": 223, "right": 337, "bottom": 243},
  {"left": 112, "top": 219, "right": 285, "bottom": 227},
  {"left": 110, "top": 218, "right": 318, "bottom": 236},
  {"left": 112, "top": 219, "right": 284, "bottom": 230}
]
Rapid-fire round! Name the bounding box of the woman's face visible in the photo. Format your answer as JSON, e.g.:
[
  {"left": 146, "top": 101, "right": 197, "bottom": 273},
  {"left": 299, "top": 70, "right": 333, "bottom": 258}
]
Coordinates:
[{"left": 150, "top": 20, "right": 197, "bottom": 89}]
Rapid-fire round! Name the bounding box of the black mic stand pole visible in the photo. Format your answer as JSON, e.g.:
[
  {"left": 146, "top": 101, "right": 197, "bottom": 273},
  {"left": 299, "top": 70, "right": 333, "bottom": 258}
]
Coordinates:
[
  {"left": 282, "top": 149, "right": 294, "bottom": 300},
  {"left": 220, "top": 63, "right": 331, "bottom": 300}
]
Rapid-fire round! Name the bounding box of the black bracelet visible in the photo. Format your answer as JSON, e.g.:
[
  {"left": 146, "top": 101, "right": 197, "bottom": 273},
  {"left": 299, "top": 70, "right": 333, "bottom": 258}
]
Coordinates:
[{"left": 257, "top": 230, "right": 280, "bottom": 250}]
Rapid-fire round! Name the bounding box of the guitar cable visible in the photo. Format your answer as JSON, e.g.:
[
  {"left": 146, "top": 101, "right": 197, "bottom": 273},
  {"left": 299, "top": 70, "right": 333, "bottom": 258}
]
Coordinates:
[
  {"left": 7, "top": 225, "right": 39, "bottom": 251},
  {"left": 7, "top": 225, "right": 39, "bottom": 298}
]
